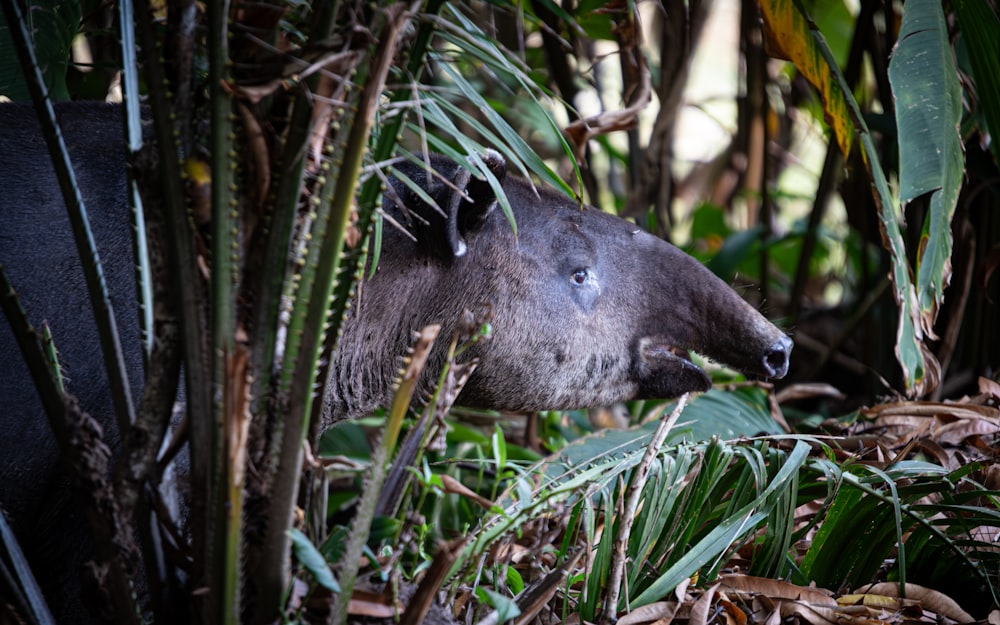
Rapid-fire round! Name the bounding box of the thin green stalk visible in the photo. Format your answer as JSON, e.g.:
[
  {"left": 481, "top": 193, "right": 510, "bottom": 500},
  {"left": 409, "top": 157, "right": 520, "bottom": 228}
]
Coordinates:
[
  {"left": 248, "top": 0, "right": 339, "bottom": 434},
  {"left": 205, "top": 0, "right": 241, "bottom": 622},
  {"left": 331, "top": 325, "right": 440, "bottom": 625},
  {"left": 835, "top": 468, "right": 989, "bottom": 591},
  {"left": 253, "top": 5, "right": 420, "bottom": 619},
  {"left": 133, "top": 1, "right": 213, "bottom": 609}
]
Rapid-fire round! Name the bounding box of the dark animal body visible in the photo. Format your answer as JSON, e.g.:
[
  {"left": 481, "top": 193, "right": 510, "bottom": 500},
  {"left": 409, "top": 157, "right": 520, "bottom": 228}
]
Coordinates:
[
  {"left": 327, "top": 153, "right": 792, "bottom": 421},
  {"left": 0, "top": 102, "right": 790, "bottom": 622}
]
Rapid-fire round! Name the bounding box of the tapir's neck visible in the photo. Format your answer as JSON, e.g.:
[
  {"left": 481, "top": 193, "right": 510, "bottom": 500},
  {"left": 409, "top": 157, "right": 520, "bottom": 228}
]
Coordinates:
[{"left": 321, "top": 259, "right": 470, "bottom": 425}]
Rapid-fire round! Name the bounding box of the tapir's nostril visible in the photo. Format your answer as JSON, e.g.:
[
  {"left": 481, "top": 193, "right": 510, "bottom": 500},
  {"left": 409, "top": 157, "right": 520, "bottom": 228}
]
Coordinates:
[{"left": 762, "top": 335, "right": 792, "bottom": 379}]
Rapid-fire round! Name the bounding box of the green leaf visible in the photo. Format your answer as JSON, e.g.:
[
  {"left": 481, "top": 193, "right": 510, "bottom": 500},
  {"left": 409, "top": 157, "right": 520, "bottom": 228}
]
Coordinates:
[
  {"left": 0, "top": 0, "right": 79, "bottom": 101},
  {"left": 707, "top": 225, "right": 766, "bottom": 282},
  {"left": 475, "top": 587, "right": 521, "bottom": 622},
  {"left": 506, "top": 566, "right": 525, "bottom": 595},
  {"left": 317, "top": 419, "right": 372, "bottom": 461},
  {"left": 630, "top": 440, "right": 810, "bottom": 607},
  {"left": 631, "top": 509, "right": 770, "bottom": 607},
  {"left": 289, "top": 529, "right": 340, "bottom": 592},
  {"left": 954, "top": 0, "right": 1000, "bottom": 167},
  {"left": 764, "top": 0, "right": 935, "bottom": 394},
  {"left": 889, "top": 0, "right": 964, "bottom": 327},
  {"left": 434, "top": 61, "right": 570, "bottom": 196}
]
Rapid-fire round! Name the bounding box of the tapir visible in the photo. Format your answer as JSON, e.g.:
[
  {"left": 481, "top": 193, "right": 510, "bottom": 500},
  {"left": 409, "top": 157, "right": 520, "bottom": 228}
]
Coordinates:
[
  {"left": 0, "top": 102, "right": 790, "bottom": 622},
  {"left": 327, "top": 152, "right": 792, "bottom": 423}
]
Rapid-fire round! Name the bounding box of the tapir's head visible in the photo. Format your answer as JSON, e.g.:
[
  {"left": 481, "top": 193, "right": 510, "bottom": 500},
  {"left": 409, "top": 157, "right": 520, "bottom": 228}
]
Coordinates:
[{"left": 334, "top": 151, "right": 791, "bottom": 419}]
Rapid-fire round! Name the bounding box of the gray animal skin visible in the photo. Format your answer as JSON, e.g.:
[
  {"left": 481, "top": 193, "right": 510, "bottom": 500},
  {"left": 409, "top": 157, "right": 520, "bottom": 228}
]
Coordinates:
[
  {"left": 328, "top": 152, "right": 792, "bottom": 423},
  {"left": 0, "top": 102, "right": 790, "bottom": 622}
]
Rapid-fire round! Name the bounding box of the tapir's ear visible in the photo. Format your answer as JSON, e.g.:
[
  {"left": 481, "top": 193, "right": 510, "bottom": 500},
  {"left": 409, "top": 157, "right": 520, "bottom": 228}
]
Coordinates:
[{"left": 413, "top": 150, "right": 507, "bottom": 259}]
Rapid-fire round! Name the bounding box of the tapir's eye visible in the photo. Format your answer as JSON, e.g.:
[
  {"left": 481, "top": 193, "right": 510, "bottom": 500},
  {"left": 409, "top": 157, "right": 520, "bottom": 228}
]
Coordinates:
[{"left": 571, "top": 268, "right": 590, "bottom": 286}]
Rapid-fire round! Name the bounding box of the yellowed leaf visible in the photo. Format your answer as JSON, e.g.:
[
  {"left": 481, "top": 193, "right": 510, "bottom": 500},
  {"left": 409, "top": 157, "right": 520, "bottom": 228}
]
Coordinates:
[
  {"left": 837, "top": 593, "right": 901, "bottom": 609},
  {"left": 758, "top": 0, "right": 854, "bottom": 158}
]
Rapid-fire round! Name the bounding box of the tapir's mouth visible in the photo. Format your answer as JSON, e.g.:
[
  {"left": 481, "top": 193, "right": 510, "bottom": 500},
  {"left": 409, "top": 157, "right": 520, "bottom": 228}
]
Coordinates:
[{"left": 636, "top": 338, "right": 713, "bottom": 396}]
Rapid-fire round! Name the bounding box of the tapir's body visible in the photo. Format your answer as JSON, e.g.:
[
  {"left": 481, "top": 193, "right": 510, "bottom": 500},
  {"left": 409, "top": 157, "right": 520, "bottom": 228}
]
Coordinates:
[
  {"left": 0, "top": 103, "right": 147, "bottom": 625},
  {"left": 0, "top": 102, "right": 789, "bottom": 623}
]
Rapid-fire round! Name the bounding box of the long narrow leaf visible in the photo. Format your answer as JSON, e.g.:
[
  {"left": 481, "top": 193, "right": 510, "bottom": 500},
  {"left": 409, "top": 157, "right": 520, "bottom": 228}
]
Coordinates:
[
  {"left": 768, "top": 0, "right": 928, "bottom": 394},
  {"left": 953, "top": 0, "right": 1000, "bottom": 167},
  {"left": 0, "top": 493, "right": 56, "bottom": 625},
  {"left": 889, "top": 0, "right": 964, "bottom": 330},
  {"left": 204, "top": 3, "right": 241, "bottom": 620}
]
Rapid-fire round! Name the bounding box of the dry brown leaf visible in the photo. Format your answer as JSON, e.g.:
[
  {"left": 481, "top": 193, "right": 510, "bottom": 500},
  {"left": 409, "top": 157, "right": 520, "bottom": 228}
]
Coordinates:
[
  {"left": 617, "top": 602, "right": 677, "bottom": 625},
  {"left": 452, "top": 589, "right": 471, "bottom": 618},
  {"left": 492, "top": 542, "right": 533, "bottom": 565},
  {"left": 913, "top": 438, "right": 955, "bottom": 469},
  {"left": 970, "top": 524, "right": 1000, "bottom": 543},
  {"left": 718, "top": 598, "right": 747, "bottom": 625},
  {"left": 689, "top": 583, "right": 720, "bottom": 625},
  {"left": 978, "top": 377, "right": 1000, "bottom": 401},
  {"left": 673, "top": 577, "right": 692, "bottom": 603},
  {"left": 718, "top": 574, "right": 836, "bottom": 606},
  {"left": 762, "top": 601, "right": 781, "bottom": 625},
  {"left": 837, "top": 593, "right": 901, "bottom": 609},
  {"left": 852, "top": 582, "right": 974, "bottom": 623},
  {"left": 866, "top": 401, "right": 1000, "bottom": 420},
  {"left": 777, "top": 600, "right": 839, "bottom": 625},
  {"left": 935, "top": 417, "right": 1000, "bottom": 445},
  {"left": 775, "top": 383, "right": 846, "bottom": 404},
  {"left": 348, "top": 587, "right": 402, "bottom": 618},
  {"left": 439, "top": 473, "right": 495, "bottom": 509}
]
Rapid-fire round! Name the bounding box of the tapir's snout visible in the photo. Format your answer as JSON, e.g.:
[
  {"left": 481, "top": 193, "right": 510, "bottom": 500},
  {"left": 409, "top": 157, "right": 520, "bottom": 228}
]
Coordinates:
[{"left": 762, "top": 335, "right": 793, "bottom": 379}]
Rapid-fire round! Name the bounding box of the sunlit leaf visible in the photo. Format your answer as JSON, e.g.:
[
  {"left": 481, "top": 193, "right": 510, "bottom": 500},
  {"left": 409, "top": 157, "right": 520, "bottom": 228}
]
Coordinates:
[{"left": 758, "top": 0, "right": 854, "bottom": 158}]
